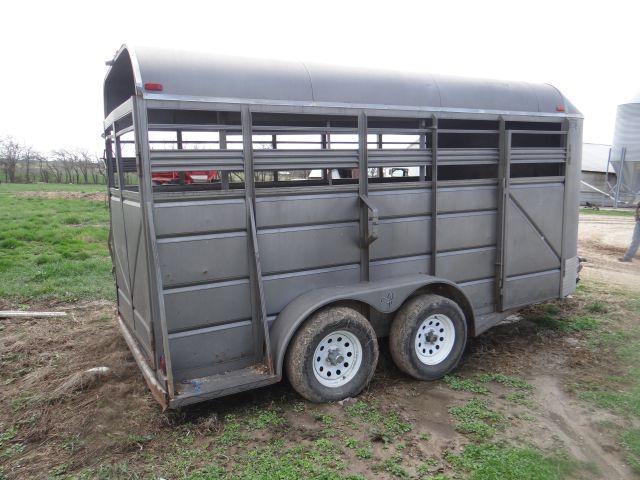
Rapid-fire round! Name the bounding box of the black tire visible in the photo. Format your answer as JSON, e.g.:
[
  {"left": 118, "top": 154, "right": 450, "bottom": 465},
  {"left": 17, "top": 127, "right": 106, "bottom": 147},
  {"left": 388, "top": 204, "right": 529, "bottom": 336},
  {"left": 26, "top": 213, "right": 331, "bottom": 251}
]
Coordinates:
[
  {"left": 285, "top": 306, "right": 379, "bottom": 402},
  {"left": 389, "top": 294, "right": 467, "bottom": 380}
]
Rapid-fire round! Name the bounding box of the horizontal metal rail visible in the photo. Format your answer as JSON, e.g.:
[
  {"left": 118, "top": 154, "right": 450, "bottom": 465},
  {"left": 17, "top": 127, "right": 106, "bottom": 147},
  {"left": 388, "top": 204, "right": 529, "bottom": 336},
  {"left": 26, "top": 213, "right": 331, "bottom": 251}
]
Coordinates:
[
  {"left": 253, "top": 150, "right": 358, "bottom": 170},
  {"left": 510, "top": 147, "right": 566, "bottom": 163},
  {"left": 438, "top": 148, "right": 500, "bottom": 164},
  {"left": 509, "top": 130, "right": 568, "bottom": 135},
  {"left": 368, "top": 149, "right": 432, "bottom": 167},
  {"left": 150, "top": 150, "right": 244, "bottom": 171},
  {"left": 149, "top": 123, "right": 242, "bottom": 132}
]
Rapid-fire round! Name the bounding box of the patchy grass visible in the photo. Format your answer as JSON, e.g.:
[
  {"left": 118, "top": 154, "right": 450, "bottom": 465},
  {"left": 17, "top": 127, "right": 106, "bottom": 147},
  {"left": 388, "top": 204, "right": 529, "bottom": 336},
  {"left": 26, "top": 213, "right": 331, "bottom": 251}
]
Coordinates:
[
  {"left": 0, "top": 193, "right": 112, "bottom": 303},
  {"left": 344, "top": 401, "right": 411, "bottom": 442},
  {"left": 448, "top": 398, "right": 505, "bottom": 441},
  {"left": 374, "top": 454, "right": 408, "bottom": 478},
  {"left": 447, "top": 443, "right": 579, "bottom": 480},
  {"left": 477, "top": 373, "right": 532, "bottom": 391},
  {"left": 443, "top": 375, "right": 488, "bottom": 395},
  {"left": 245, "top": 407, "right": 285, "bottom": 430}
]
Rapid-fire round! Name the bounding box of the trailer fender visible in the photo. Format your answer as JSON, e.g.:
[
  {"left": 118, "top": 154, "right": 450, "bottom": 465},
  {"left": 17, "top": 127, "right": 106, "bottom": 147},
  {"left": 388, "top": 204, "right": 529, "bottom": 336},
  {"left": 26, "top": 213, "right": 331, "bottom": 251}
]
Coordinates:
[{"left": 269, "top": 274, "right": 474, "bottom": 376}]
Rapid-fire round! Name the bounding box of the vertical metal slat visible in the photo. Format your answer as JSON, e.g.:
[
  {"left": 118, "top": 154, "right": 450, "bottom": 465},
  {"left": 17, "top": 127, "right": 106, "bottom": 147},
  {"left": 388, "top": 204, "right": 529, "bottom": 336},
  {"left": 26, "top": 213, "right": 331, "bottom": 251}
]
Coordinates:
[
  {"left": 358, "top": 111, "right": 370, "bottom": 282},
  {"left": 241, "top": 106, "right": 271, "bottom": 367},
  {"left": 430, "top": 115, "right": 438, "bottom": 276}
]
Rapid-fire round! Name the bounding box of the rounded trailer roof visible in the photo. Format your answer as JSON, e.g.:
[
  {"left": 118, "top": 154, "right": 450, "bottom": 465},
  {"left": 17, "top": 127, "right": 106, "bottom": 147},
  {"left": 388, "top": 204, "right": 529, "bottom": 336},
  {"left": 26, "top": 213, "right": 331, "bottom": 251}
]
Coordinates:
[{"left": 104, "top": 45, "right": 580, "bottom": 118}]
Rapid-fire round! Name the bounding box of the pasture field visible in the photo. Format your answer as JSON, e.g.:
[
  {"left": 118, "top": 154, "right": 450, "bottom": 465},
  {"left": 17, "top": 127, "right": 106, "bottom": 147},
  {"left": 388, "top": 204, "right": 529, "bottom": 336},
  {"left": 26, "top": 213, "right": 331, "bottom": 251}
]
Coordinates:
[{"left": 1, "top": 184, "right": 640, "bottom": 479}]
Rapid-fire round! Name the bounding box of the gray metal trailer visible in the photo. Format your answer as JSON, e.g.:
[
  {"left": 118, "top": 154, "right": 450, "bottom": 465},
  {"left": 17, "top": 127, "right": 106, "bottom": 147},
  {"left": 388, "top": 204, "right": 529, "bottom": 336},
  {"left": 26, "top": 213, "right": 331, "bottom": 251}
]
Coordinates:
[{"left": 103, "top": 45, "right": 582, "bottom": 409}]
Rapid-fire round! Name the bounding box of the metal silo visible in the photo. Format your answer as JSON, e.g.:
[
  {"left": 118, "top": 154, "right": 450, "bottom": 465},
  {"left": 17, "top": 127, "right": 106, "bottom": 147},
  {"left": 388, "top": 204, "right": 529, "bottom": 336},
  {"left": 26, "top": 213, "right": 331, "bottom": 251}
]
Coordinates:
[{"left": 610, "top": 94, "right": 640, "bottom": 205}]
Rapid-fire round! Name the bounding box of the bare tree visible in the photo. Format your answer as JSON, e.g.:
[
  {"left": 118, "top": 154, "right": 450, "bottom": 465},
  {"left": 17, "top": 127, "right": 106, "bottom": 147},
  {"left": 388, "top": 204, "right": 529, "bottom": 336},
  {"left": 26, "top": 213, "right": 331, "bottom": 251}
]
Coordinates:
[
  {"left": 92, "top": 155, "right": 107, "bottom": 184},
  {"left": 77, "top": 150, "right": 93, "bottom": 184},
  {"left": 0, "top": 137, "right": 23, "bottom": 183},
  {"left": 47, "top": 159, "right": 64, "bottom": 183},
  {"left": 52, "top": 149, "right": 74, "bottom": 183},
  {"left": 22, "top": 145, "right": 39, "bottom": 183},
  {"left": 38, "top": 153, "right": 49, "bottom": 183}
]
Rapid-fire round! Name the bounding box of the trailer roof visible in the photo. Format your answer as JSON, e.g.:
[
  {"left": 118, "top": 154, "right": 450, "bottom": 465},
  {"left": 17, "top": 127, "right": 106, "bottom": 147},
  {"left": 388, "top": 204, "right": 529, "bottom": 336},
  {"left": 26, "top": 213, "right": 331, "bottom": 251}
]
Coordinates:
[{"left": 104, "top": 45, "right": 580, "bottom": 118}]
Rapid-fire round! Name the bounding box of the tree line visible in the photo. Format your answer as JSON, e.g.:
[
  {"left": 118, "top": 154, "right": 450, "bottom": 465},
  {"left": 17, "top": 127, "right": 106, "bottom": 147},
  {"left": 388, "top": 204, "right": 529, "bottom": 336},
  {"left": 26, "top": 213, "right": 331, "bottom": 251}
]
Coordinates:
[{"left": 0, "top": 136, "right": 106, "bottom": 184}]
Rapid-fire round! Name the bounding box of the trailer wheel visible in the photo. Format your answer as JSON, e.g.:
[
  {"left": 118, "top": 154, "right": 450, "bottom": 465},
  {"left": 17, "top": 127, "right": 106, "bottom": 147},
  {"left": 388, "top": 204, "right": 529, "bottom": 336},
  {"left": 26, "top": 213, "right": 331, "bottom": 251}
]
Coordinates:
[
  {"left": 389, "top": 294, "right": 467, "bottom": 380},
  {"left": 285, "top": 306, "right": 378, "bottom": 402}
]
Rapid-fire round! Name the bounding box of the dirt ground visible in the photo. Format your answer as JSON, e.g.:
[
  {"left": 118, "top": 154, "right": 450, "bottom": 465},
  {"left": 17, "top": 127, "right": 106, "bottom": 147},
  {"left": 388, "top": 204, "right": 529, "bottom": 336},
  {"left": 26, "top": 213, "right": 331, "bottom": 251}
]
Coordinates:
[
  {"left": 579, "top": 214, "right": 639, "bottom": 292},
  {"left": 1, "top": 213, "right": 639, "bottom": 479}
]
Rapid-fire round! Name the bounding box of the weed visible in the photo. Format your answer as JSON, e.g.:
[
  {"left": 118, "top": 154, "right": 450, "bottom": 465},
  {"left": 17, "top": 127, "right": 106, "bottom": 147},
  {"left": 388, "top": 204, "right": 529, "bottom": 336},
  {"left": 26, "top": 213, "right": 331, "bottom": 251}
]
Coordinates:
[
  {"left": 345, "top": 438, "right": 359, "bottom": 449},
  {"left": 443, "top": 375, "right": 488, "bottom": 394},
  {"left": 313, "top": 412, "right": 334, "bottom": 427},
  {"left": 418, "top": 432, "right": 431, "bottom": 441},
  {"left": 374, "top": 454, "right": 408, "bottom": 478},
  {"left": 355, "top": 446, "right": 373, "bottom": 459},
  {"left": 246, "top": 408, "right": 285, "bottom": 430},
  {"left": 449, "top": 399, "right": 505, "bottom": 441}
]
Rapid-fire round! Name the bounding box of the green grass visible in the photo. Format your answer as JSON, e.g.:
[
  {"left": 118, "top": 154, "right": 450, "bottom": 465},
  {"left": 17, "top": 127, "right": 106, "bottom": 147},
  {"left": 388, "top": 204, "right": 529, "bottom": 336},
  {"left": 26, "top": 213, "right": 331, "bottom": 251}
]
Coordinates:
[
  {"left": 448, "top": 398, "right": 505, "bottom": 441},
  {"left": 443, "top": 375, "right": 488, "bottom": 394},
  {"left": 621, "top": 428, "right": 640, "bottom": 474},
  {"left": 374, "top": 454, "right": 408, "bottom": 478},
  {"left": 245, "top": 408, "right": 285, "bottom": 430},
  {"left": 447, "top": 443, "right": 578, "bottom": 480},
  {"left": 0, "top": 183, "right": 105, "bottom": 193},
  {"left": 344, "top": 401, "right": 411, "bottom": 442},
  {"left": 526, "top": 310, "right": 599, "bottom": 332},
  {"left": 0, "top": 194, "right": 112, "bottom": 302},
  {"left": 185, "top": 442, "right": 363, "bottom": 480},
  {"left": 477, "top": 373, "right": 532, "bottom": 391},
  {"left": 579, "top": 208, "right": 635, "bottom": 217}
]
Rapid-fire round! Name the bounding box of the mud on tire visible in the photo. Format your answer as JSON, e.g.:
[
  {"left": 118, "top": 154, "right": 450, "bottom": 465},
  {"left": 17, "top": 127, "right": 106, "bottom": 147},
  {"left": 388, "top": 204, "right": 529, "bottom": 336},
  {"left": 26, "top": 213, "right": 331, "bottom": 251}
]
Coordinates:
[
  {"left": 389, "top": 293, "right": 467, "bottom": 380},
  {"left": 285, "top": 306, "right": 379, "bottom": 403}
]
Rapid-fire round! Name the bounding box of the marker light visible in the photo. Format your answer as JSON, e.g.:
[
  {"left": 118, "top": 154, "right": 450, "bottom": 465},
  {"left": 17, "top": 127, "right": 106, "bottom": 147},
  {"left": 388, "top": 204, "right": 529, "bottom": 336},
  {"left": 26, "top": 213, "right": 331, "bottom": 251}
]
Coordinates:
[
  {"left": 144, "top": 82, "right": 163, "bottom": 92},
  {"left": 556, "top": 104, "right": 565, "bottom": 112}
]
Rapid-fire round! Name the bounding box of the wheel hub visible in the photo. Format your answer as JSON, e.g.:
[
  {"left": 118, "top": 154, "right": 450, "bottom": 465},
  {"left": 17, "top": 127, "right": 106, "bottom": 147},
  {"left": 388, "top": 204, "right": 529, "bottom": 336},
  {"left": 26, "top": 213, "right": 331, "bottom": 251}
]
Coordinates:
[
  {"left": 313, "top": 330, "right": 363, "bottom": 387},
  {"left": 414, "top": 314, "right": 456, "bottom": 365},
  {"left": 425, "top": 330, "right": 438, "bottom": 344},
  {"left": 326, "top": 347, "right": 344, "bottom": 365}
]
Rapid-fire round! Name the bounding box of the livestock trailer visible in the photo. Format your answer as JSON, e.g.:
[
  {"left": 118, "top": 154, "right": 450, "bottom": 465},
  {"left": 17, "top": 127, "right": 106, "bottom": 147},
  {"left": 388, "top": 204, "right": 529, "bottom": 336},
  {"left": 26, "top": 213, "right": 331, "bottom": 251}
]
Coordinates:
[{"left": 103, "top": 45, "right": 582, "bottom": 409}]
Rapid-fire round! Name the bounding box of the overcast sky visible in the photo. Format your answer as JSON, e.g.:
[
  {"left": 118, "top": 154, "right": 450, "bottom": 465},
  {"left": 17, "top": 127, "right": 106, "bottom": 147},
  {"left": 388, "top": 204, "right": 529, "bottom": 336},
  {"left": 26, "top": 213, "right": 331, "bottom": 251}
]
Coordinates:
[{"left": 1, "top": 0, "right": 638, "bottom": 155}]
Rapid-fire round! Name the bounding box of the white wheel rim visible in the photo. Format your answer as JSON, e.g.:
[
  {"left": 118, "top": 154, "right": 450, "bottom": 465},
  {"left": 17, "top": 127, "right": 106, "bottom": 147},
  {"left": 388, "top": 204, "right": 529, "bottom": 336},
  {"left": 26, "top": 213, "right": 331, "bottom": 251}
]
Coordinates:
[
  {"left": 414, "top": 314, "right": 455, "bottom": 365},
  {"left": 312, "top": 330, "right": 362, "bottom": 388}
]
